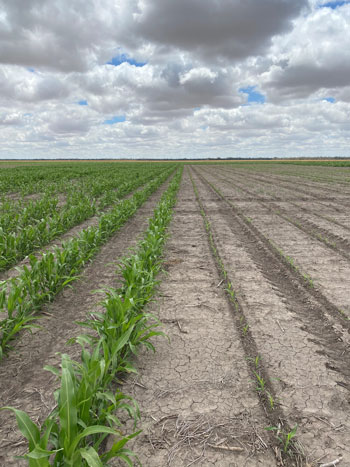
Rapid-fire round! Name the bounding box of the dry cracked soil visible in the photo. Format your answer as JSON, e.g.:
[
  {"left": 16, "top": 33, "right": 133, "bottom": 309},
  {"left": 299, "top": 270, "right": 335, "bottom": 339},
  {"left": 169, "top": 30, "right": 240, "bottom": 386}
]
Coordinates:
[{"left": 1, "top": 164, "right": 350, "bottom": 467}]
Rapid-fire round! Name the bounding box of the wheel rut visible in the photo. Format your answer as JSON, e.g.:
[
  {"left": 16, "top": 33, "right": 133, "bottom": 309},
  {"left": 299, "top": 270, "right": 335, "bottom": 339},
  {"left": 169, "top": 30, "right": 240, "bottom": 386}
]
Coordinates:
[
  {"left": 113, "top": 169, "right": 278, "bottom": 467},
  {"left": 200, "top": 167, "right": 350, "bottom": 262},
  {"left": 217, "top": 166, "right": 350, "bottom": 217},
  {"left": 196, "top": 167, "right": 350, "bottom": 321},
  {"left": 211, "top": 166, "right": 350, "bottom": 220},
  {"left": 190, "top": 167, "right": 350, "bottom": 466},
  {"left": 227, "top": 167, "right": 350, "bottom": 204}
]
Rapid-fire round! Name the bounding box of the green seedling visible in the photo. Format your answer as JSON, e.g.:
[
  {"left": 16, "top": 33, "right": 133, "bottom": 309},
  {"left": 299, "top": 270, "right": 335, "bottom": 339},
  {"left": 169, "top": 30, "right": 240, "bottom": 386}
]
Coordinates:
[
  {"left": 266, "top": 424, "right": 298, "bottom": 453},
  {"left": 246, "top": 355, "right": 260, "bottom": 369},
  {"left": 225, "top": 282, "right": 236, "bottom": 300},
  {"left": 242, "top": 324, "right": 249, "bottom": 336},
  {"left": 302, "top": 273, "right": 314, "bottom": 288},
  {"left": 266, "top": 391, "right": 275, "bottom": 410},
  {"left": 254, "top": 371, "right": 266, "bottom": 392}
]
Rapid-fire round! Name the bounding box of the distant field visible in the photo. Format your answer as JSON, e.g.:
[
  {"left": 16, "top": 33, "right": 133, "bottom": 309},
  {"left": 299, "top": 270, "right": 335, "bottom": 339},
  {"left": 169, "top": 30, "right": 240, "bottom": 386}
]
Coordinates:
[
  {"left": 1, "top": 158, "right": 350, "bottom": 168},
  {"left": 0, "top": 161, "right": 349, "bottom": 466}
]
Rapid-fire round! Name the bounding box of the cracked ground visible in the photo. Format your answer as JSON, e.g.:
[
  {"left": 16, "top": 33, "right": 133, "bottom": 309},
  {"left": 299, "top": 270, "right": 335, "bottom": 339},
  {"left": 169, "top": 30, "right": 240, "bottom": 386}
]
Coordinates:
[{"left": 114, "top": 171, "right": 277, "bottom": 466}]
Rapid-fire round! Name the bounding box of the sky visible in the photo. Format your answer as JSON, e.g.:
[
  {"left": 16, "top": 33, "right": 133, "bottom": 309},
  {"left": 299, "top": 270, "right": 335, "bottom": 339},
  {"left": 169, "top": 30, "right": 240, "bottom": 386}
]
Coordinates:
[{"left": 0, "top": 0, "right": 350, "bottom": 159}]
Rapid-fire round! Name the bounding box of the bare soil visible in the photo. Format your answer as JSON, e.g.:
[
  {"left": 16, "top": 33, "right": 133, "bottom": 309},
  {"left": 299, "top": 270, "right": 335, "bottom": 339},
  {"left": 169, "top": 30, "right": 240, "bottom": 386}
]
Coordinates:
[
  {"left": 112, "top": 170, "right": 277, "bottom": 466},
  {"left": 1, "top": 163, "right": 349, "bottom": 467},
  {"left": 189, "top": 166, "right": 350, "bottom": 465}
]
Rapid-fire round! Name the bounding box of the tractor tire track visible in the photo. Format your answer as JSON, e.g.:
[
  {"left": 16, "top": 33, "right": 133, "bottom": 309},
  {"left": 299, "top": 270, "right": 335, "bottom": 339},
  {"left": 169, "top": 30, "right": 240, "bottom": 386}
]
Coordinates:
[
  {"left": 190, "top": 167, "right": 350, "bottom": 466},
  {"left": 196, "top": 167, "right": 350, "bottom": 320},
  {"left": 199, "top": 167, "right": 350, "bottom": 262},
  {"left": 222, "top": 167, "right": 350, "bottom": 211},
  {"left": 210, "top": 165, "right": 350, "bottom": 235},
  {"left": 112, "top": 169, "right": 278, "bottom": 467}
]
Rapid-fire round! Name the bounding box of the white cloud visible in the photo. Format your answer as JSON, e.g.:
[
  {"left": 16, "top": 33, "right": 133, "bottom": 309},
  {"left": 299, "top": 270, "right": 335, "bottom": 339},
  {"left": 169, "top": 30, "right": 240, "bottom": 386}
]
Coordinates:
[
  {"left": 262, "top": 3, "right": 350, "bottom": 99},
  {"left": 0, "top": 0, "right": 349, "bottom": 158}
]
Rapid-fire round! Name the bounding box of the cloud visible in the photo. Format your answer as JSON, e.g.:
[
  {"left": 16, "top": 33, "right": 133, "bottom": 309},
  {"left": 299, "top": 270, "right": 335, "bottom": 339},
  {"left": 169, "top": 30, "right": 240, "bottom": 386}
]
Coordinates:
[
  {"left": 48, "top": 117, "right": 91, "bottom": 134},
  {"left": 0, "top": 0, "right": 350, "bottom": 159},
  {"left": 126, "top": 0, "right": 307, "bottom": 62},
  {"left": 262, "top": 4, "right": 350, "bottom": 99},
  {"left": 0, "top": 112, "right": 23, "bottom": 126},
  {"left": 0, "top": 66, "right": 70, "bottom": 103},
  {"left": 0, "top": 0, "right": 119, "bottom": 72}
]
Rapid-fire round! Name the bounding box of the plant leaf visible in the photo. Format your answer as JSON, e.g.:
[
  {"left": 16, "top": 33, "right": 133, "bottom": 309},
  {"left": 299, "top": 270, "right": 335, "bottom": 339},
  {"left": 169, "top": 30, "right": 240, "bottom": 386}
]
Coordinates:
[
  {"left": 1, "top": 407, "right": 40, "bottom": 450},
  {"left": 79, "top": 446, "right": 103, "bottom": 467}
]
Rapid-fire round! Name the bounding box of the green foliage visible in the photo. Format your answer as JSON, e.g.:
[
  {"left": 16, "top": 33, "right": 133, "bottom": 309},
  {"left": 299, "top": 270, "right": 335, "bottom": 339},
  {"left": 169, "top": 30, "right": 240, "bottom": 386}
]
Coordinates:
[
  {"left": 266, "top": 424, "right": 298, "bottom": 454},
  {"left": 2, "top": 167, "right": 183, "bottom": 465},
  {"left": 0, "top": 167, "right": 177, "bottom": 357},
  {"left": 0, "top": 165, "right": 170, "bottom": 272}
]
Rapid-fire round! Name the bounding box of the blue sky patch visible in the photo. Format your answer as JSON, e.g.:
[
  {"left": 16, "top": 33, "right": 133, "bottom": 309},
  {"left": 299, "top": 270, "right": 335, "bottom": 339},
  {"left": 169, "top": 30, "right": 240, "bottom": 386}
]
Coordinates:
[
  {"left": 320, "top": 1, "right": 350, "bottom": 8},
  {"left": 103, "top": 115, "right": 126, "bottom": 125},
  {"left": 239, "top": 86, "right": 266, "bottom": 104},
  {"left": 107, "top": 53, "right": 146, "bottom": 67},
  {"left": 324, "top": 97, "right": 335, "bottom": 103},
  {"left": 78, "top": 100, "right": 88, "bottom": 106},
  {"left": 27, "top": 67, "right": 36, "bottom": 73}
]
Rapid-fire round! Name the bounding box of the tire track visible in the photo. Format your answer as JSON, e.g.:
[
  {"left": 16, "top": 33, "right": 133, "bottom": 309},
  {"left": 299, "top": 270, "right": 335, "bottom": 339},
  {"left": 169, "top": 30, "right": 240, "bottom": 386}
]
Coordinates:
[
  {"left": 199, "top": 167, "right": 350, "bottom": 262},
  {"left": 211, "top": 165, "right": 350, "bottom": 234},
  {"left": 190, "top": 167, "right": 350, "bottom": 466},
  {"left": 222, "top": 167, "right": 350, "bottom": 210},
  {"left": 112, "top": 169, "right": 278, "bottom": 467}
]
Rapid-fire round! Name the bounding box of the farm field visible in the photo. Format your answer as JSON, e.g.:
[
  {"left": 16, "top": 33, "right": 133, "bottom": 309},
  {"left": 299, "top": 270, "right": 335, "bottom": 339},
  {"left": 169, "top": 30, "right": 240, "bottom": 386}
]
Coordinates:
[{"left": 0, "top": 161, "right": 349, "bottom": 466}]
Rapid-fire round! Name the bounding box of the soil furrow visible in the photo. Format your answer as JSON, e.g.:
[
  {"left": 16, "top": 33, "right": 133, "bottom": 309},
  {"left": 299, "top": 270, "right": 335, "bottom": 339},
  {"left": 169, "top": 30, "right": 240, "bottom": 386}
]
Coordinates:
[
  {"left": 222, "top": 167, "right": 350, "bottom": 210},
  {"left": 200, "top": 167, "right": 350, "bottom": 261},
  {"left": 190, "top": 167, "right": 350, "bottom": 466},
  {"left": 210, "top": 165, "right": 350, "bottom": 237},
  {"left": 112, "top": 169, "right": 278, "bottom": 467},
  {"left": 228, "top": 166, "right": 350, "bottom": 195},
  {"left": 196, "top": 167, "right": 350, "bottom": 321},
  {"left": 206, "top": 166, "right": 346, "bottom": 221},
  {"left": 214, "top": 166, "right": 350, "bottom": 215},
  {"left": 0, "top": 179, "right": 172, "bottom": 466}
]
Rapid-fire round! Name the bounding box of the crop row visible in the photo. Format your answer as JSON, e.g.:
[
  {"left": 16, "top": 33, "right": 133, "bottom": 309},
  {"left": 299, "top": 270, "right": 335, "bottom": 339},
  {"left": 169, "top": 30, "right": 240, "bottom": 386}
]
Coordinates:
[
  {"left": 1, "top": 167, "right": 183, "bottom": 466},
  {"left": 0, "top": 166, "right": 177, "bottom": 359},
  {"left": 189, "top": 170, "right": 303, "bottom": 462},
  {"left": 0, "top": 162, "right": 172, "bottom": 196},
  {"left": 0, "top": 167, "right": 169, "bottom": 272},
  {"left": 0, "top": 165, "right": 167, "bottom": 230}
]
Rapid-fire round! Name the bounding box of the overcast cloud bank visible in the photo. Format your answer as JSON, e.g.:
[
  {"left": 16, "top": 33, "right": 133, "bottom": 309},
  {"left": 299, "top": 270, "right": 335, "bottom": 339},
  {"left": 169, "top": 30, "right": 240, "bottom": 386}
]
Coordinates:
[{"left": 0, "top": 0, "right": 349, "bottom": 158}]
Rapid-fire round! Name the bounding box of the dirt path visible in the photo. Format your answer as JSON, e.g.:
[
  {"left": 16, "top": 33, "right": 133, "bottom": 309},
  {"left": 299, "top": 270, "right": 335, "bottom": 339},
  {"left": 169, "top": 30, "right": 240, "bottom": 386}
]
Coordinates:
[
  {"left": 0, "top": 178, "right": 171, "bottom": 465},
  {"left": 190, "top": 167, "right": 350, "bottom": 465},
  {"left": 114, "top": 169, "right": 277, "bottom": 466}
]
